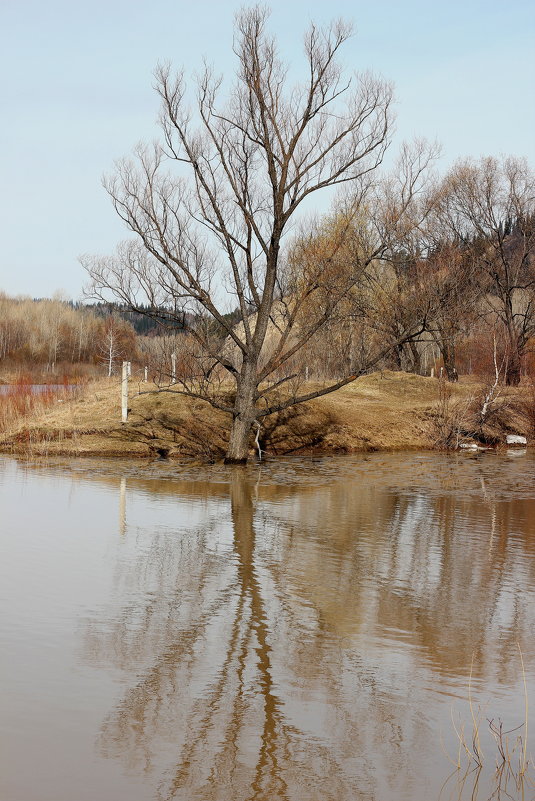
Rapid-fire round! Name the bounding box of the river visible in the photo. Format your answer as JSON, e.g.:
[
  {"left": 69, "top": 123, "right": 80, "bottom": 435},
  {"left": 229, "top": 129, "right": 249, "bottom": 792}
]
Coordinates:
[{"left": 1, "top": 451, "right": 534, "bottom": 801}]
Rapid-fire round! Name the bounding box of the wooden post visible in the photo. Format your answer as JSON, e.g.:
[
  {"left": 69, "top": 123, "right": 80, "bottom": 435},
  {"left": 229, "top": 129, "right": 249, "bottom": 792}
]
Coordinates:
[
  {"left": 121, "top": 361, "right": 128, "bottom": 423},
  {"left": 171, "top": 352, "right": 176, "bottom": 384},
  {"left": 430, "top": 367, "right": 435, "bottom": 378}
]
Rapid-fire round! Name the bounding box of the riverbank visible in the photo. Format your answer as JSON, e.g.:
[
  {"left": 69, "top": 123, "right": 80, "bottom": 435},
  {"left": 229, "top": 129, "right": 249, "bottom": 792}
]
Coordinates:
[{"left": 0, "top": 371, "right": 532, "bottom": 458}]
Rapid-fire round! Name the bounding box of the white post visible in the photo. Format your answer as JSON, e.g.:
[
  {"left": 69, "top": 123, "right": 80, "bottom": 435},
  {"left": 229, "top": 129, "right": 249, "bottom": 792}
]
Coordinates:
[
  {"left": 121, "top": 361, "right": 129, "bottom": 423},
  {"left": 127, "top": 361, "right": 131, "bottom": 377},
  {"left": 305, "top": 366, "right": 309, "bottom": 381},
  {"left": 430, "top": 367, "right": 435, "bottom": 378},
  {"left": 144, "top": 366, "right": 148, "bottom": 383},
  {"left": 171, "top": 352, "right": 176, "bottom": 384}
]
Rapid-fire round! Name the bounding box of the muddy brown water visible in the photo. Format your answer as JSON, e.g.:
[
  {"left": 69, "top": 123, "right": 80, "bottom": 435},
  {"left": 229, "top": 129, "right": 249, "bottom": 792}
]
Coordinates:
[{"left": 1, "top": 451, "right": 535, "bottom": 801}]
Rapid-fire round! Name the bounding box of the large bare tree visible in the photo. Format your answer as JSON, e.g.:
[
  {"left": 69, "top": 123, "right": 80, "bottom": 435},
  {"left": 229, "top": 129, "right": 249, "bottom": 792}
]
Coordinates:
[
  {"left": 436, "top": 156, "right": 535, "bottom": 385},
  {"left": 83, "top": 7, "right": 434, "bottom": 462},
  {"left": 419, "top": 230, "right": 482, "bottom": 382}
]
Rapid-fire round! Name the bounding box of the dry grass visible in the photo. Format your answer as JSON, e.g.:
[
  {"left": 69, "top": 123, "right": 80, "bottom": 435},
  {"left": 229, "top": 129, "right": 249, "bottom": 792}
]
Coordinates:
[
  {"left": 442, "top": 646, "right": 534, "bottom": 801},
  {"left": 429, "top": 375, "right": 534, "bottom": 450},
  {"left": 0, "top": 371, "right": 532, "bottom": 459},
  {"left": 0, "top": 383, "right": 74, "bottom": 437}
]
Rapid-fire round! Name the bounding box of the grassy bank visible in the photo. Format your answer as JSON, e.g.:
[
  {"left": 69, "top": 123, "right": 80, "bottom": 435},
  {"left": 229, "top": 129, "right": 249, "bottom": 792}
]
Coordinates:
[
  {"left": 0, "top": 371, "right": 532, "bottom": 459},
  {"left": 0, "top": 383, "right": 77, "bottom": 439}
]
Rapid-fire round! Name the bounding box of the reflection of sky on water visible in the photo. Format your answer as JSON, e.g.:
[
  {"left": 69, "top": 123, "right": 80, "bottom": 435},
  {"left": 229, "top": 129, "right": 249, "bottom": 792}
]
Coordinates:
[
  {"left": 1, "top": 452, "right": 535, "bottom": 801},
  {"left": 0, "top": 384, "right": 76, "bottom": 395}
]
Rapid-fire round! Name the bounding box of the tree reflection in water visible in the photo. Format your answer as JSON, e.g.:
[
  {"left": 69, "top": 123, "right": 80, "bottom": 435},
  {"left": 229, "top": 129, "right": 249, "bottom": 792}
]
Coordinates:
[
  {"left": 79, "top": 454, "right": 535, "bottom": 801},
  {"left": 83, "top": 468, "right": 385, "bottom": 800}
]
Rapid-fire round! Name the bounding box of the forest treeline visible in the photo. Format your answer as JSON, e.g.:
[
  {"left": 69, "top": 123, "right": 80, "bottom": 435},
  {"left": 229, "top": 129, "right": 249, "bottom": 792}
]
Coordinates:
[
  {"left": 0, "top": 294, "right": 236, "bottom": 379},
  {"left": 0, "top": 296, "right": 139, "bottom": 376},
  {"left": 284, "top": 155, "right": 535, "bottom": 387},
  {"left": 2, "top": 158, "right": 535, "bottom": 384}
]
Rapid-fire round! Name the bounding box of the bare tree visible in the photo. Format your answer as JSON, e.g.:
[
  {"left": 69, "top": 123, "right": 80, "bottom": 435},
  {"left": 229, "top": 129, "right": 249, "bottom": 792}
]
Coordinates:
[
  {"left": 421, "top": 236, "right": 482, "bottom": 381},
  {"left": 341, "top": 139, "right": 441, "bottom": 375},
  {"left": 436, "top": 156, "right": 535, "bottom": 385},
  {"left": 98, "top": 314, "right": 126, "bottom": 377},
  {"left": 83, "top": 7, "right": 433, "bottom": 462}
]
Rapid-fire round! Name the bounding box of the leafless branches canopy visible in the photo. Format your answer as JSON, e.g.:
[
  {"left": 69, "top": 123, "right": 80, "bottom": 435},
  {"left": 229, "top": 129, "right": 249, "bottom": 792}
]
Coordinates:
[
  {"left": 84, "top": 6, "right": 433, "bottom": 461},
  {"left": 435, "top": 156, "right": 535, "bottom": 384}
]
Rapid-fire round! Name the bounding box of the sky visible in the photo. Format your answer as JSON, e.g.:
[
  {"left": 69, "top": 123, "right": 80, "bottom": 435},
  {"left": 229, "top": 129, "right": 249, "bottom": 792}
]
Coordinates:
[{"left": 1, "top": 0, "right": 534, "bottom": 301}]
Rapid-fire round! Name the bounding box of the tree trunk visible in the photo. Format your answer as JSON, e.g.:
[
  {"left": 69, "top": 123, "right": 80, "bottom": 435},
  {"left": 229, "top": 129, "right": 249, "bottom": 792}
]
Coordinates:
[
  {"left": 226, "top": 415, "right": 255, "bottom": 463},
  {"left": 504, "top": 347, "right": 522, "bottom": 386},
  {"left": 408, "top": 339, "right": 422, "bottom": 375},
  {"left": 392, "top": 343, "right": 403, "bottom": 370},
  {"left": 440, "top": 340, "right": 458, "bottom": 382},
  {"left": 224, "top": 360, "right": 257, "bottom": 464},
  {"left": 503, "top": 305, "right": 522, "bottom": 386}
]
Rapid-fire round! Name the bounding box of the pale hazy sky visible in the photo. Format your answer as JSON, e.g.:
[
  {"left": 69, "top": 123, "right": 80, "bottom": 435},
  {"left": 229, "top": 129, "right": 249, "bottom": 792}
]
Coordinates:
[{"left": 1, "top": 0, "right": 534, "bottom": 300}]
